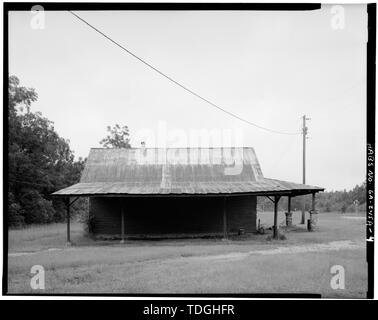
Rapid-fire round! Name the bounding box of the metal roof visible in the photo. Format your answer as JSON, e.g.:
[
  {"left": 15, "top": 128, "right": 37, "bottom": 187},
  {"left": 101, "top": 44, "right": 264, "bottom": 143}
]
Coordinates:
[{"left": 52, "top": 147, "right": 324, "bottom": 196}]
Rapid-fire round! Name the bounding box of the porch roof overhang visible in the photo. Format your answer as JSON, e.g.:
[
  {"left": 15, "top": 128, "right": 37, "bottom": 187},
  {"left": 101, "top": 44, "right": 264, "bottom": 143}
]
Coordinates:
[{"left": 51, "top": 177, "right": 324, "bottom": 198}]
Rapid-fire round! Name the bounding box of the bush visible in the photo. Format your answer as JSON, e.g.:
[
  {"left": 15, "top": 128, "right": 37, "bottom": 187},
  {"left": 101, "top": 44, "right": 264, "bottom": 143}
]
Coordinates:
[
  {"left": 73, "top": 198, "right": 89, "bottom": 222},
  {"left": 346, "top": 202, "right": 366, "bottom": 213},
  {"left": 52, "top": 198, "right": 66, "bottom": 222},
  {"left": 8, "top": 192, "right": 25, "bottom": 227},
  {"left": 266, "top": 232, "right": 286, "bottom": 241},
  {"left": 8, "top": 202, "right": 25, "bottom": 227},
  {"left": 19, "top": 190, "right": 55, "bottom": 224},
  {"left": 358, "top": 202, "right": 366, "bottom": 213},
  {"left": 83, "top": 209, "right": 96, "bottom": 237},
  {"left": 279, "top": 233, "right": 287, "bottom": 240},
  {"left": 53, "top": 197, "right": 89, "bottom": 223},
  {"left": 87, "top": 211, "right": 96, "bottom": 234}
]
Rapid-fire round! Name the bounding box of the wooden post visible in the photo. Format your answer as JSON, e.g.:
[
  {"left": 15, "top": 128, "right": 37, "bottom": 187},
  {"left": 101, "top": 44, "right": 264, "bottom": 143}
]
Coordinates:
[
  {"left": 308, "top": 192, "right": 317, "bottom": 231},
  {"left": 301, "top": 115, "right": 309, "bottom": 224},
  {"left": 66, "top": 197, "right": 71, "bottom": 245},
  {"left": 120, "top": 199, "right": 125, "bottom": 244},
  {"left": 285, "top": 196, "right": 293, "bottom": 227},
  {"left": 273, "top": 196, "right": 280, "bottom": 239},
  {"left": 223, "top": 197, "right": 227, "bottom": 239}
]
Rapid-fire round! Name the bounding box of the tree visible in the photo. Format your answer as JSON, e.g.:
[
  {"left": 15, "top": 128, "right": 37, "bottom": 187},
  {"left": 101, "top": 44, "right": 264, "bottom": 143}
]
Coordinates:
[
  {"left": 100, "top": 124, "right": 131, "bottom": 148},
  {"left": 8, "top": 75, "right": 86, "bottom": 226}
]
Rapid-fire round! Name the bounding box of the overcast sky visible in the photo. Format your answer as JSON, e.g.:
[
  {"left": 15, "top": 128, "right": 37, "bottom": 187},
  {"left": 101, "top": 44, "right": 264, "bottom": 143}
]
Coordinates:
[{"left": 9, "top": 5, "right": 367, "bottom": 191}]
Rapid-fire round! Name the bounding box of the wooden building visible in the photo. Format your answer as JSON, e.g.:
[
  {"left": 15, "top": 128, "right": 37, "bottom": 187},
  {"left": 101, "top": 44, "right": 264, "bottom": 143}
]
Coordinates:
[{"left": 52, "top": 147, "right": 324, "bottom": 242}]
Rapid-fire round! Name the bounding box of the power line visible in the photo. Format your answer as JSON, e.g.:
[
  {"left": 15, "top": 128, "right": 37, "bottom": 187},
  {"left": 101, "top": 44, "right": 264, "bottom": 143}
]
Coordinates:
[{"left": 68, "top": 11, "right": 301, "bottom": 136}]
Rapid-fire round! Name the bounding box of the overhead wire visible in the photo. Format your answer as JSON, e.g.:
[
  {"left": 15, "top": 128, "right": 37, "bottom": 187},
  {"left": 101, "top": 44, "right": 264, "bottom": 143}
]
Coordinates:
[{"left": 68, "top": 11, "right": 301, "bottom": 136}]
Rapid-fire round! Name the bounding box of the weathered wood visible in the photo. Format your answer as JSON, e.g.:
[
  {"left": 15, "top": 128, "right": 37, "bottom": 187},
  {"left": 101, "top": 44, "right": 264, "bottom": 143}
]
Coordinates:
[
  {"left": 66, "top": 197, "right": 71, "bottom": 245},
  {"left": 308, "top": 192, "right": 318, "bottom": 232},
  {"left": 273, "top": 196, "right": 280, "bottom": 239},
  {"left": 301, "top": 115, "right": 309, "bottom": 225},
  {"left": 285, "top": 196, "right": 293, "bottom": 227},
  {"left": 91, "top": 196, "right": 257, "bottom": 237},
  {"left": 53, "top": 190, "right": 296, "bottom": 198}
]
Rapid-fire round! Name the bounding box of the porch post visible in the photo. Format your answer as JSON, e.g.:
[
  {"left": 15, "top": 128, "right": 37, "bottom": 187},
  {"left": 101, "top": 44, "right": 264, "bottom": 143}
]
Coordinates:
[
  {"left": 273, "top": 196, "right": 280, "bottom": 239},
  {"left": 308, "top": 192, "right": 318, "bottom": 231},
  {"left": 223, "top": 197, "right": 228, "bottom": 239},
  {"left": 285, "top": 196, "right": 293, "bottom": 227},
  {"left": 120, "top": 199, "right": 125, "bottom": 244},
  {"left": 311, "top": 192, "right": 316, "bottom": 211},
  {"left": 65, "top": 197, "right": 71, "bottom": 246}
]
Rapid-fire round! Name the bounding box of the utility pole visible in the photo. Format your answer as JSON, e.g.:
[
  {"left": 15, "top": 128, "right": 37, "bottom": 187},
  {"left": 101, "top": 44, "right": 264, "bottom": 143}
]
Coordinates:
[{"left": 301, "top": 115, "right": 310, "bottom": 224}]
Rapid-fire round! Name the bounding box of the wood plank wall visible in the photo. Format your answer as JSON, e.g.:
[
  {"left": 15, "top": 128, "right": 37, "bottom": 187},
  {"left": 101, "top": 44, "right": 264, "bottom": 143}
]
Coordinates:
[{"left": 90, "top": 195, "right": 256, "bottom": 238}]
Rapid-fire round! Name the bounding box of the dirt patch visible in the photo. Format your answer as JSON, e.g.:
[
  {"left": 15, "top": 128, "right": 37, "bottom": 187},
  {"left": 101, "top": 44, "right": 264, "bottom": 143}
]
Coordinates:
[
  {"left": 9, "top": 240, "right": 364, "bottom": 263},
  {"left": 186, "top": 240, "right": 364, "bottom": 262},
  {"left": 9, "top": 247, "right": 72, "bottom": 257}
]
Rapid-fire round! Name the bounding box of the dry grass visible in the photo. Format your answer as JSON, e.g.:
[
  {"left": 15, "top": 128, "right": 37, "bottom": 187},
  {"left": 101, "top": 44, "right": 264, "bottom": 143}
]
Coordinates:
[
  {"left": 8, "top": 222, "right": 89, "bottom": 252},
  {"left": 7, "top": 211, "right": 367, "bottom": 297}
]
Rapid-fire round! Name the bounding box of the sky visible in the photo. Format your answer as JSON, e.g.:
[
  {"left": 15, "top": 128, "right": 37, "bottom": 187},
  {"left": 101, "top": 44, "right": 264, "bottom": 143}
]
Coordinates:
[{"left": 8, "top": 5, "right": 367, "bottom": 191}]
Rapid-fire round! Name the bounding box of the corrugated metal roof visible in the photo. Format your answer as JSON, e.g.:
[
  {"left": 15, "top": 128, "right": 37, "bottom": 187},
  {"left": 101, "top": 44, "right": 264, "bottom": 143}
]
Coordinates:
[{"left": 52, "top": 147, "right": 324, "bottom": 196}]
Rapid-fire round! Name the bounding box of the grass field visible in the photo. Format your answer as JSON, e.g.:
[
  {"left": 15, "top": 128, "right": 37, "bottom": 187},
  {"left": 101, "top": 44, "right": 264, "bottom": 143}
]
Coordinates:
[{"left": 7, "top": 211, "right": 367, "bottom": 297}]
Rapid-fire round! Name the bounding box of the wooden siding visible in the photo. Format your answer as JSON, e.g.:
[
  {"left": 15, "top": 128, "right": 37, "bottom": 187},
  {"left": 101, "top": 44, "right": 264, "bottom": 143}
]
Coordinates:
[
  {"left": 226, "top": 196, "right": 256, "bottom": 233},
  {"left": 90, "top": 196, "right": 256, "bottom": 238}
]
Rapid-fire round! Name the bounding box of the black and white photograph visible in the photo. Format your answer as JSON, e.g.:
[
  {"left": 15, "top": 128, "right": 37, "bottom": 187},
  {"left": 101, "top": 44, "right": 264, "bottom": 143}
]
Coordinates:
[{"left": 2, "top": 1, "right": 375, "bottom": 301}]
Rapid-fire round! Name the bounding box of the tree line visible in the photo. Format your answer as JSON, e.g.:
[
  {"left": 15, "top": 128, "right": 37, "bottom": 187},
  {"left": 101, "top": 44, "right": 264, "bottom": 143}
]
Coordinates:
[{"left": 8, "top": 76, "right": 88, "bottom": 226}]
